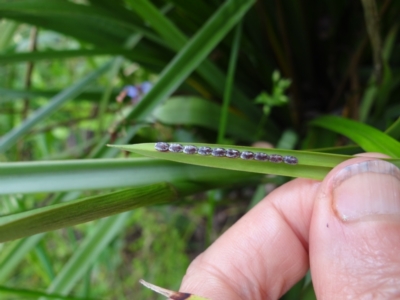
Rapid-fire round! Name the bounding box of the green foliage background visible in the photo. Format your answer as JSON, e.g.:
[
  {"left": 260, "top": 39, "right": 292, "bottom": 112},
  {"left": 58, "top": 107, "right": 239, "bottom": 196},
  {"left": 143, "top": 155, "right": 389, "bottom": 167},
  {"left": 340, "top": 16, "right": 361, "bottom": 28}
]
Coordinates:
[{"left": 0, "top": 0, "right": 399, "bottom": 299}]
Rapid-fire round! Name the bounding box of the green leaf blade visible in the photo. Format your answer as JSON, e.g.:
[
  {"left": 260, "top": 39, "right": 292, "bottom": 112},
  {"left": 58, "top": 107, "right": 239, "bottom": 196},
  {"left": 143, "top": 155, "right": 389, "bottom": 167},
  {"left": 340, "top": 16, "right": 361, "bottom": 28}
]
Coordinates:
[
  {"left": 311, "top": 116, "right": 400, "bottom": 158},
  {"left": 0, "top": 183, "right": 177, "bottom": 243},
  {"left": 110, "top": 143, "right": 354, "bottom": 180},
  {"left": 110, "top": 143, "right": 400, "bottom": 180},
  {"left": 0, "top": 61, "right": 112, "bottom": 153},
  {"left": 124, "top": 0, "right": 256, "bottom": 123},
  {"left": 0, "top": 157, "right": 255, "bottom": 195}
]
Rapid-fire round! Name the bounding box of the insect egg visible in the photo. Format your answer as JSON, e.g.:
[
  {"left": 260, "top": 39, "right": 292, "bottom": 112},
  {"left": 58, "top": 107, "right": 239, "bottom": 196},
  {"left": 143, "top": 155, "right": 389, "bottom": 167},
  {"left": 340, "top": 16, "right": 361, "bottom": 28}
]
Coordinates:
[
  {"left": 198, "top": 146, "right": 212, "bottom": 155},
  {"left": 183, "top": 145, "right": 198, "bottom": 154},
  {"left": 283, "top": 155, "right": 298, "bottom": 165},
  {"left": 169, "top": 143, "right": 184, "bottom": 152},
  {"left": 226, "top": 149, "right": 240, "bottom": 158},
  {"left": 254, "top": 152, "right": 269, "bottom": 161},
  {"left": 240, "top": 151, "right": 254, "bottom": 160},
  {"left": 155, "top": 142, "right": 169, "bottom": 152},
  {"left": 269, "top": 154, "right": 283, "bottom": 163},
  {"left": 212, "top": 147, "right": 226, "bottom": 157}
]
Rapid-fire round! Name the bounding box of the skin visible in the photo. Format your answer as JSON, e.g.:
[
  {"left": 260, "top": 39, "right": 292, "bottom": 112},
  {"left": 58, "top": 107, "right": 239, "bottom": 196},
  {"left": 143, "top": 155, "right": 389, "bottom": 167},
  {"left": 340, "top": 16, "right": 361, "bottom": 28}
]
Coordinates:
[{"left": 180, "top": 154, "right": 400, "bottom": 299}]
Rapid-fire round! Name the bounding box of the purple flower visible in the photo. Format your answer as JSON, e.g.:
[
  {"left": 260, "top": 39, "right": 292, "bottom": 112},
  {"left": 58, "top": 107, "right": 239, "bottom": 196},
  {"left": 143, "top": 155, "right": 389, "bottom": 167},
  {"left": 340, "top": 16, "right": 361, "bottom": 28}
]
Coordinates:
[
  {"left": 125, "top": 85, "right": 139, "bottom": 99},
  {"left": 140, "top": 81, "right": 152, "bottom": 94}
]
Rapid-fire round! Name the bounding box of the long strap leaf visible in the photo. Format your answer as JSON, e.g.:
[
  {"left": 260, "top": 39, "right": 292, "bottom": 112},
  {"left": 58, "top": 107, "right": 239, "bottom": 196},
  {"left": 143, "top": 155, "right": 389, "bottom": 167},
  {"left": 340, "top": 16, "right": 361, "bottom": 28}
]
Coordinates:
[
  {"left": 110, "top": 143, "right": 400, "bottom": 180},
  {"left": 123, "top": 0, "right": 256, "bottom": 123},
  {"left": 0, "top": 157, "right": 255, "bottom": 195},
  {"left": 0, "top": 183, "right": 177, "bottom": 243},
  {"left": 311, "top": 116, "right": 400, "bottom": 157},
  {"left": 0, "top": 61, "right": 112, "bottom": 153}
]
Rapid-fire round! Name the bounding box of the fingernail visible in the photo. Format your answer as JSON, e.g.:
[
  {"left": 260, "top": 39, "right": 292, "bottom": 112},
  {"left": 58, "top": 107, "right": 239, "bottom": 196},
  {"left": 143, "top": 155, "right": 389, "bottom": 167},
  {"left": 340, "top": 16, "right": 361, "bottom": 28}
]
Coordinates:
[{"left": 333, "top": 160, "right": 400, "bottom": 222}]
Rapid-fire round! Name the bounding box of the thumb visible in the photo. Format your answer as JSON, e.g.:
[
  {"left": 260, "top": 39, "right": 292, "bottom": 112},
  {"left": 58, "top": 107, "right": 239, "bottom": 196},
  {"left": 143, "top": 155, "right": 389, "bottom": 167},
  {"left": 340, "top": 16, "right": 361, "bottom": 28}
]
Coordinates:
[{"left": 310, "top": 156, "right": 400, "bottom": 299}]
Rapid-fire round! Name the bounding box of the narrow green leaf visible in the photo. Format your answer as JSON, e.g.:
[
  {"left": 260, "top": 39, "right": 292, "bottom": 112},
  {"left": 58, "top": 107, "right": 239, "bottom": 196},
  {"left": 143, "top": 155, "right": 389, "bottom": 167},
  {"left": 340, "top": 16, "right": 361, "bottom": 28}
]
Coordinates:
[
  {"left": 0, "top": 286, "right": 96, "bottom": 300},
  {"left": 0, "top": 0, "right": 163, "bottom": 45},
  {"left": 359, "top": 82, "right": 378, "bottom": 122},
  {"left": 310, "top": 145, "right": 363, "bottom": 155},
  {"left": 126, "top": 0, "right": 260, "bottom": 119},
  {"left": 126, "top": 0, "right": 186, "bottom": 47},
  {"left": 44, "top": 213, "right": 130, "bottom": 296},
  {"left": 0, "top": 234, "right": 44, "bottom": 283},
  {"left": 0, "top": 87, "right": 118, "bottom": 102},
  {"left": 113, "top": 143, "right": 349, "bottom": 168},
  {"left": 360, "top": 0, "right": 382, "bottom": 81},
  {"left": 33, "top": 243, "right": 55, "bottom": 281},
  {"left": 109, "top": 143, "right": 399, "bottom": 180},
  {"left": 123, "top": 0, "right": 256, "bottom": 123},
  {"left": 0, "top": 61, "right": 112, "bottom": 153},
  {"left": 218, "top": 22, "right": 242, "bottom": 143},
  {"left": 111, "top": 143, "right": 400, "bottom": 180},
  {"left": 0, "top": 157, "right": 254, "bottom": 195},
  {"left": 360, "top": 26, "right": 399, "bottom": 122},
  {"left": 385, "top": 117, "right": 400, "bottom": 140},
  {"left": 0, "top": 183, "right": 177, "bottom": 242},
  {"left": 311, "top": 116, "right": 400, "bottom": 158},
  {"left": 0, "top": 48, "right": 164, "bottom": 66}
]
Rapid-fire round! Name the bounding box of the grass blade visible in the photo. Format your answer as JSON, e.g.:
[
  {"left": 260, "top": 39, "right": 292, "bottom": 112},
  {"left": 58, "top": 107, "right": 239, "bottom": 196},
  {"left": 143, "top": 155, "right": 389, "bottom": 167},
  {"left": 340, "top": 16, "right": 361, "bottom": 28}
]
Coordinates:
[
  {"left": 109, "top": 143, "right": 400, "bottom": 180},
  {"left": 0, "top": 0, "right": 161, "bottom": 45},
  {"left": 0, "top": 234, "right": 44, "bottom": 283},
  {"left": 43, "top": 213, "right": 130, "bottom": 297},
  {"left": 311, "top": 116, "right": 400, "bottom": 157},
  {"left": 126, "top": 0, "right": 260, "bottom": 119},
  {"left": 0, "top": 286, "right": 96, "bottom": 300},
  {"left": 0, "top": 61, "right": 112, "bottom": 153},
  {"left": 218, "top": 22, "right": 242, "bottom": 143},
  {"left": 0, "top": 88, "right": 118, "bottom": 103},
  {"left": 0, "top": 48, "right": 164, "bottom": 66},
  {"left": 0, "top": 183, "right": 177, "bottom": 242},
  {"left": 360, "top": 0, "right": 383, "bottom": 81},
  {"left": 385, "top": 117, "right": 400, "bottom": 139},
  {"left": 0, "top": 157, "right": 255, "bottom": 194},
  {"left": 125, "top": 0, "right": 186, "bottom": 47},
  {"left": 38, "top": 167, "right": 257, "bottom": 296},
  {"left": 123, "top": 0, "right": 256, "bottom": 123}
]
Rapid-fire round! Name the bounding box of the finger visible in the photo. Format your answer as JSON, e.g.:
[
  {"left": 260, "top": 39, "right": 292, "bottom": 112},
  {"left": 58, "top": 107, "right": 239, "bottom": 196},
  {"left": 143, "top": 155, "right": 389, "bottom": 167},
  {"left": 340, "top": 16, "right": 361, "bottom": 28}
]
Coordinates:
[
  {"left": 310, "top": 156, "right": 400, "bottom": 298},
  {"left": 180, "top": 178, "right": 320, "bottom": 300}
]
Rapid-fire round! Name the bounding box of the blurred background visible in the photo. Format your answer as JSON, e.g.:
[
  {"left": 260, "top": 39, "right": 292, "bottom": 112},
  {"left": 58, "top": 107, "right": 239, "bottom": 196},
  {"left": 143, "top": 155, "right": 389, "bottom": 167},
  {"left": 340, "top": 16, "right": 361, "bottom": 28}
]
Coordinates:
[{"left": 0, "top": 0, "right": 399, "bottom": 299}]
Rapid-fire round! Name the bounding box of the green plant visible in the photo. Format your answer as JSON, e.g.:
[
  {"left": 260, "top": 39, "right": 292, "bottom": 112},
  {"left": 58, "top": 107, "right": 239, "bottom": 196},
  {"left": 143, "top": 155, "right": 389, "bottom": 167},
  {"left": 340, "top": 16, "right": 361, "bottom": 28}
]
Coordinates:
[{"left": 0, "top": 0, "right": 399, "bottom": 299}]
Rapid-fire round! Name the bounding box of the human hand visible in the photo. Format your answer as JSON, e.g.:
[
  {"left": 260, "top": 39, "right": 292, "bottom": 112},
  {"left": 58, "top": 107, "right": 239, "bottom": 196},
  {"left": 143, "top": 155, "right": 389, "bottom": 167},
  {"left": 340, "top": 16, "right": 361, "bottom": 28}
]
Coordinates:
[{"left": 180, "top": 154, "right": 400, "bottom": 299}]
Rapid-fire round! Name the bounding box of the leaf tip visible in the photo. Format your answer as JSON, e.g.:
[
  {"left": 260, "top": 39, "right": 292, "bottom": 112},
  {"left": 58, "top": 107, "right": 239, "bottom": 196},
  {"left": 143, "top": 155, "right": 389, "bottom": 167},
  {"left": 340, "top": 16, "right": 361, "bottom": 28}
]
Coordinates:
[
  {"left": 106, "top": 144, "right": 120, "bottom": 148},
  {"left": 139, "top": 279, "right": 174, "bottom": 297},
  {"left": 139, "top": 279, "right": 212, "bottom": 299}
]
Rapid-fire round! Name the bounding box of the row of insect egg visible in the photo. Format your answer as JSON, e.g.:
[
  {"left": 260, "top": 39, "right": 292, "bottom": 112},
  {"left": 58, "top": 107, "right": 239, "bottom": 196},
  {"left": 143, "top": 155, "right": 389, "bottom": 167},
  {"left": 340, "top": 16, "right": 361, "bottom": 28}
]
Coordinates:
[{"left": 155, "top": 142, "right": 298, "bottom": 165}]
